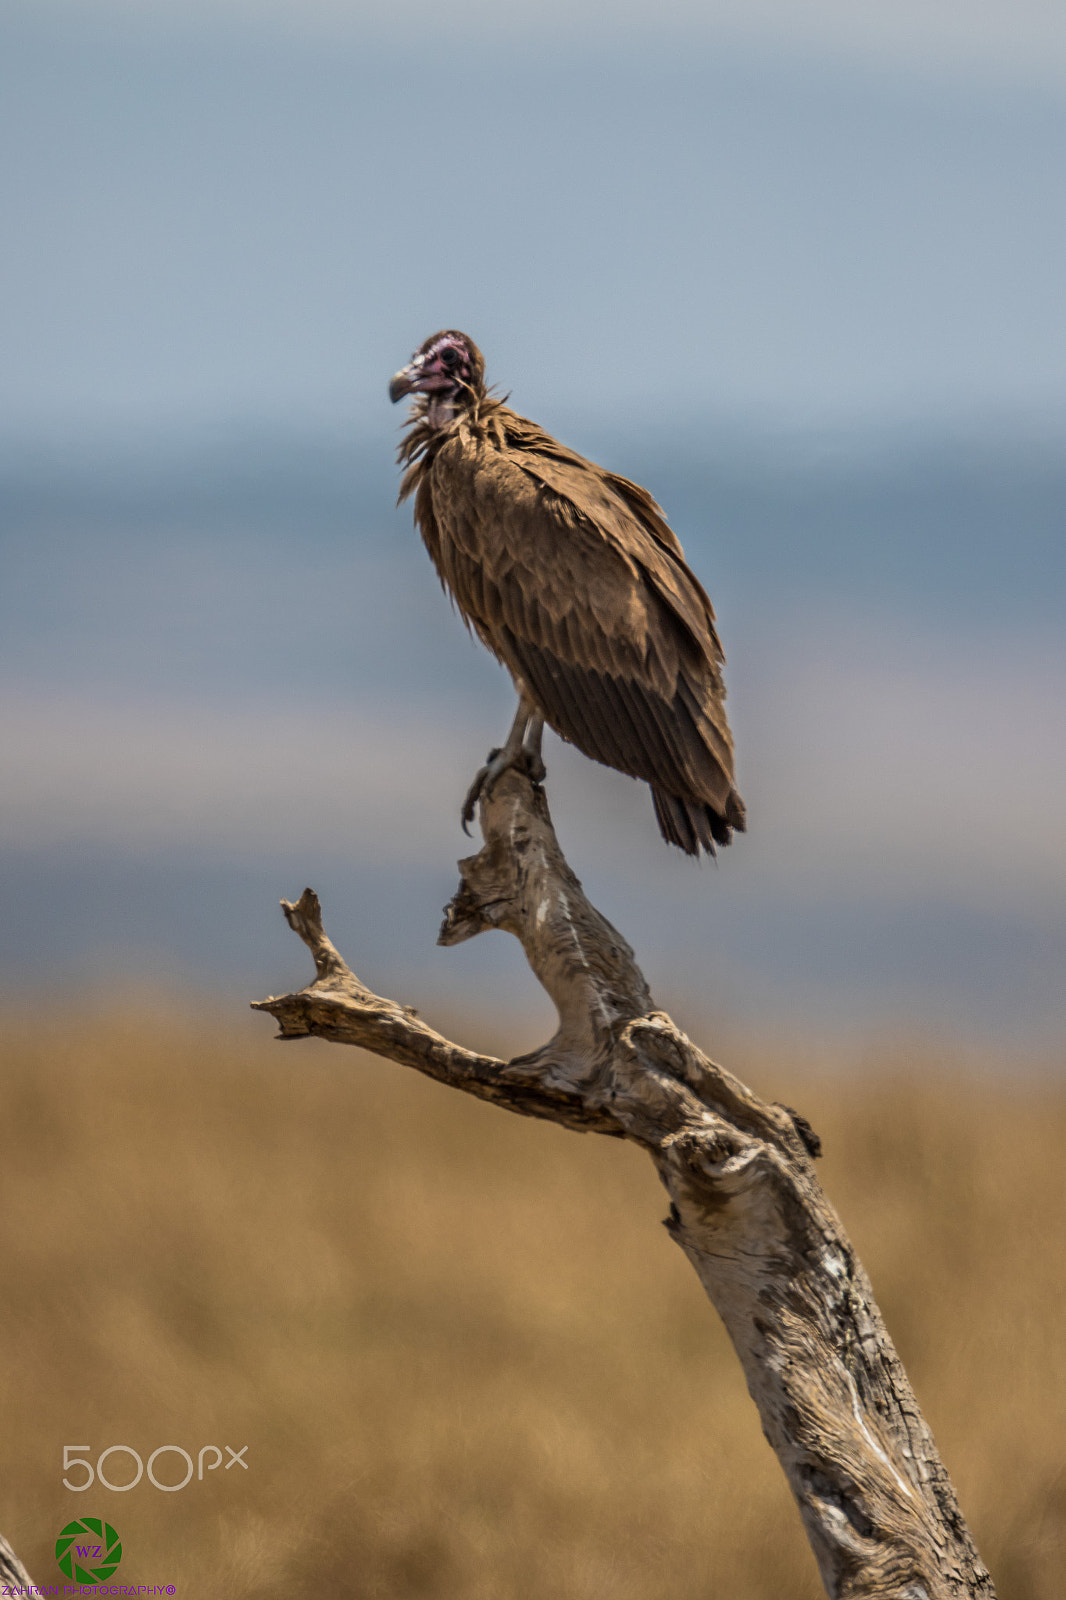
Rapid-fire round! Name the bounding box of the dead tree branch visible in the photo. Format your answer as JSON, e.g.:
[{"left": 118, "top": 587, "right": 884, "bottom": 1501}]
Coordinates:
[
  {"left": 254, "top": 769, "right": 995, "bottom": 1600},
  {"left": 0, "top": 1532, "right": 35, "bottom": 1591}
]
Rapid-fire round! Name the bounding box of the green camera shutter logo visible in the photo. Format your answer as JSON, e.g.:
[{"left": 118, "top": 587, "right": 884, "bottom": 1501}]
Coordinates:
[{"left": 55, "top": 1517, "right": 122, "bottom": 1582}]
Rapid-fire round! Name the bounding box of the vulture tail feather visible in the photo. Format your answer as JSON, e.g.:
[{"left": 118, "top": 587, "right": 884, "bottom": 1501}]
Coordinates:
[{"left": 651, "top": 788, "right": 738, "bottom": 857}]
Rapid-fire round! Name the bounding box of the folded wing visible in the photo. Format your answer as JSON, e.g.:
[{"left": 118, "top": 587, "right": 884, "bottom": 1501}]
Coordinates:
[{"left": 420, "top": 416, "right": 745, "bottom": 847}]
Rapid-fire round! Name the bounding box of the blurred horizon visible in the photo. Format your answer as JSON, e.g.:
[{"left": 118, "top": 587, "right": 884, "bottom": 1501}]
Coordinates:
[
  {"left": 4, "top": 415, "right": 1064, "bottom": 1050},
  {"left": 2, "top": 0, "right": 1064, "bottom": 1051}
]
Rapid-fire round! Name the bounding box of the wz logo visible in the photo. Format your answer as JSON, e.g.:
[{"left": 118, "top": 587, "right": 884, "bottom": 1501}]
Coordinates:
[{"left": 55, "top": 1517, "right": 121, "bottom": 1583}]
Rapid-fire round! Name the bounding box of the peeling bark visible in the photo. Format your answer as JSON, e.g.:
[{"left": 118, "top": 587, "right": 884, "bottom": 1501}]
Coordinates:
[{"left": 254, "top": 769, "right": 995, "bottom": 1600}]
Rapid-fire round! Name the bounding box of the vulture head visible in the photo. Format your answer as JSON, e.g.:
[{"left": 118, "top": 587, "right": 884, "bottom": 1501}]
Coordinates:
[{"left": 389, "top": 330, "right": 486, "bottom": 428}]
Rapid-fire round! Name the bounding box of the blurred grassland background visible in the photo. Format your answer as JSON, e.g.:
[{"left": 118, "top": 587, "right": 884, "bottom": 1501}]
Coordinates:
[{"left": 0, "top": 1005, "right": 1063, "bottom": 1598}]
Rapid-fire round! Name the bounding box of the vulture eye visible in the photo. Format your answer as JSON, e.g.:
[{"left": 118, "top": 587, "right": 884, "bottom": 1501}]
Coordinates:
[{"left": 439, "top": 347, "right": 460, "bottom": 371}]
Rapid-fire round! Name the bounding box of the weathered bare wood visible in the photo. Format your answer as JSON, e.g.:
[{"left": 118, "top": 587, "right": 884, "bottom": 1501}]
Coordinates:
[
  {"left": 254, "top": 769, "right": 995, "bottom": 1600},
  {"left": 0, "top": 1531, "right": 35, "bottom": 1591}
]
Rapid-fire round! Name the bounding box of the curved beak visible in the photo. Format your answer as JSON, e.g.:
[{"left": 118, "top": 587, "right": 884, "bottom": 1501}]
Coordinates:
[{"left": 388, "top": 359, "right": 422, "bottom": 403}]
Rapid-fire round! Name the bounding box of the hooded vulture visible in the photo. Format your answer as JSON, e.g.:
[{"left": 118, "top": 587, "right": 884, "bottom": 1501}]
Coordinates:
[{"left": 389, "top": 330, "right": 746, "bottom": 857}]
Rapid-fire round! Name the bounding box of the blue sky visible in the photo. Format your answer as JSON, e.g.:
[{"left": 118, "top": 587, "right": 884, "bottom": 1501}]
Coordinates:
[
  {"left": 3, "top": 0, "right": 1066, "bottom": 434},
  {"left": 2, "top": 1, "right": 1064, "bottom": 1046}
]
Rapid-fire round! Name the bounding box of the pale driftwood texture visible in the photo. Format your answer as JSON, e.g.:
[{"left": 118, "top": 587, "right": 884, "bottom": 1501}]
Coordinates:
[
  {"left": 254, "top": 769, "right": 995, "bottom": 1600},
  {"left": 0, "top": 1532, "right": 35, "bottom": 1591}
]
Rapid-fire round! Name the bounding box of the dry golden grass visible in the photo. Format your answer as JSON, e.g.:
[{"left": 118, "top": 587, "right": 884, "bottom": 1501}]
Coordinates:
[{"left": 0, "top": 1002, "right": 1063, "bottom": 1597}]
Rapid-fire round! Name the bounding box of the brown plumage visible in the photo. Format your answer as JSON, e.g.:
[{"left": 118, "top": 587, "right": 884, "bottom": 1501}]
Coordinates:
[{"left": 389, "top": 330, "right": 746, "bottom": 856}]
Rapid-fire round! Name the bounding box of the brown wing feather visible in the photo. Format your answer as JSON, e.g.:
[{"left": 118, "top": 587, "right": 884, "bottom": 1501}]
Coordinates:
[{"left": 412, "top": 409, "right": 743, "bottom": 834}]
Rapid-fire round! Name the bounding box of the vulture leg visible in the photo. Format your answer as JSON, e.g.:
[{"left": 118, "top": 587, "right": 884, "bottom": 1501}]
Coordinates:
[
  {"left": 522, "top": 711, "right": 546, "bottom": 783},
  {"left": 461, "top": 694, "right": 546, "bottom": 833}
]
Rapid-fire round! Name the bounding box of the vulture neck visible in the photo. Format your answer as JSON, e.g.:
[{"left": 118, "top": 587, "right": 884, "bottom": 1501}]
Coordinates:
[
  {"left": 425, "top": 394, "right": 461, "bottom": 430},
  {"left": 397, "top": 389, "right": 501, "bottom": 488}
]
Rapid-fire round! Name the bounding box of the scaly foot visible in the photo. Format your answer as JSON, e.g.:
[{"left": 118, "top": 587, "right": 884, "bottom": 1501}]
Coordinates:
[{"left": 461, "top": 746, "right": 546, "bottom": 834}]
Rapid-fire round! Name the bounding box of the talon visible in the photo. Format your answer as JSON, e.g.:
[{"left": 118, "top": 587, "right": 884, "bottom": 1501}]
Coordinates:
[
  {"left": 524, "top": 750, "right": 547, "bottom": 785},
  {"left": 459, "top": 708, "right": 547, "bottom": 834},
  {"left": 460, "top": 743, "right": 535, "bottom": 834},
  {"left": 460, "top": 765, "right": 489, "bottom": 834}
]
